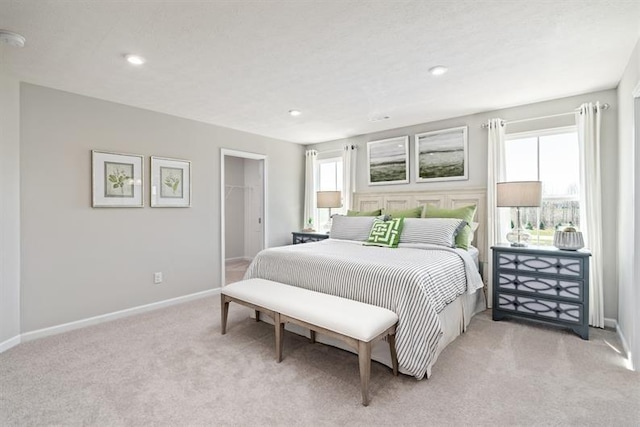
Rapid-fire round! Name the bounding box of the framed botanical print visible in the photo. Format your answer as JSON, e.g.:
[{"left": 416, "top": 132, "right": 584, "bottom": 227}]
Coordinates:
[
  {"left": 415, "top": 126, "right": 468, "bottom": 182},
  {"left": 367, "top": 136, "right": 409, "bottom": 186},
  {"left": 150, "top": 156, "right": 191, "bottom": 207},
  {"left": 91, "top": 150, "right": 144, "bottom": 207}
]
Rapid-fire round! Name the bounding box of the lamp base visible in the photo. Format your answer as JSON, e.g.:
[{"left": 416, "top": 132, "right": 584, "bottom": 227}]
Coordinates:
[{"left": 506, "top": 228, "right": 531, "bottom": 247}]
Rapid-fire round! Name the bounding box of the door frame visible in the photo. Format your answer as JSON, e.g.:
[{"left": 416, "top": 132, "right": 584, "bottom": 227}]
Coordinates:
[{"left": 220, "top": 148, "right": 268, "bottom": 287}]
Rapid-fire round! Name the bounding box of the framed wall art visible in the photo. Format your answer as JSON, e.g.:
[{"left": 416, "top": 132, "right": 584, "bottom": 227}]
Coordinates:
[
  {"left": 91, "top": 150, "right": 144, "bottom": 207},
  {"left": 415, "top": 126, "right": 468, "bottom": 183},
  {"left": 367, "top": 136, "right": 409, "bottom": 186},
  {"left": 150, "top": 156, "right": 191, "bottom": 207}
]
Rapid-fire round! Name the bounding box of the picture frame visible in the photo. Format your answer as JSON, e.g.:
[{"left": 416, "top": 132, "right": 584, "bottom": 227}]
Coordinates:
[
  {"left": 91, "top": 150, "right": 144, "bottom": 208},
  {"left": 415, "top": 126, "right": 468, "bottom": 183},
  {"left": 150, "top": 156, "right": 192, "bottom": 207},
  {"left": 367, "top": 136, "right": 409, "bottom": 186}
]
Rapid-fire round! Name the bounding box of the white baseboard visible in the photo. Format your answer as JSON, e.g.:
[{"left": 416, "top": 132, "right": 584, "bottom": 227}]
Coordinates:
[
  {"left": 0, "top": 335, "right": 21, "bottom": 353},
  {"left": 616, "top": 322, "right": 634, "bottom": 371},
  {"left": 604, "top": 317, "right": 617, "bottom": 329},
  {"left": 21, "top": 288, "right": 221, "bottom": 343}
]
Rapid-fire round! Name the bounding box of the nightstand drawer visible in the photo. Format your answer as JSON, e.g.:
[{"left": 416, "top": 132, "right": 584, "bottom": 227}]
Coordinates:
[
  {"left": 497, "top": 293, "right": 583, "bottom": 325},
  {"left": 496, "top": 272, "right": 583, "bottom": 302},
  {"left": 497, "top": 252, "right": 584, "bottom": 278}
]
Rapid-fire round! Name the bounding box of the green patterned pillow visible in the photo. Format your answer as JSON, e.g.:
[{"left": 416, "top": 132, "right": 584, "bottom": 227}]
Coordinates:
[
  {"left": 363, "top": 217, "right": 404, "bottom": 248},
  {"left": 347, "top": 209, "right": 382, "bottom": 216},
  {"left": 423, "top": 205, "right": 477, "bottom": 250},
  {"left": 384, "top": 206, "right": 424, "bottom": 218}
]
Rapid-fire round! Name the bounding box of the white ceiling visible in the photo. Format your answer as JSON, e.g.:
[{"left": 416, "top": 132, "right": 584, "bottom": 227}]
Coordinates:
[{"left": 1, "top": 1, "right": 639, "bottom": 144}]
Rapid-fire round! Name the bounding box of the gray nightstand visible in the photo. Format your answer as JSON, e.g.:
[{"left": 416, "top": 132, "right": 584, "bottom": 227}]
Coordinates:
[
  {"left": 292, "top": 231, "right": 330, "bottom": 244},
  {"left": 492, "top": 244, "right": 591, "bottom": 340}
]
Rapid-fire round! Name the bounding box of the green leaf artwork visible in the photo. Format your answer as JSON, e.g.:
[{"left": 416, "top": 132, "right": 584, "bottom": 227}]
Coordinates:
[
  {"left": 104, "top": 161, "right": 134, "bottom": 198},
  {"left": 164, "top": 176, "right": 181, "bottom": 193},
  {"left": 160, "top": 166, "right": 183, "bottom": 198}
]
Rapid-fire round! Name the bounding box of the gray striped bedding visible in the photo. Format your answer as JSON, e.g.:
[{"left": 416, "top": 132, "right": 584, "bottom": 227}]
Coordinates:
[{"left": 244, "top": 239, "right": 484, "bottom": 379}]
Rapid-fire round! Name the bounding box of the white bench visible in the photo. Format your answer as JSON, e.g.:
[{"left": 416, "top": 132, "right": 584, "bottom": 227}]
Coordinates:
[{"left": 220, "top": 278, "right": 399, "bottom": 406}]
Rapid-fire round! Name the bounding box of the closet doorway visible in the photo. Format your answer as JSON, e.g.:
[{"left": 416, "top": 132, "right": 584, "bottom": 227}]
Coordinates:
[{"left": 220, "top": 149, "right": 267, "bottom": 287}]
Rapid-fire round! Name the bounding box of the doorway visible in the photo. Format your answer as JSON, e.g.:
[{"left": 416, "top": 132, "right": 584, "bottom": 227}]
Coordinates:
[{"left": 220, "top": 149, "right": 267, "bottom": 287}]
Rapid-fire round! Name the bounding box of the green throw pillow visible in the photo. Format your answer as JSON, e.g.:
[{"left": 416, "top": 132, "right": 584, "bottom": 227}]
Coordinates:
[
  {"left": 384, "top": 206, "right": 424, "bottom": 218},
  {"left": 347, "top": 209, "right": 382, "bottom": 216},
  {"left": 424, "top": 205, "right": 477, "bottom": 250},
  {"left": 364, "top": 217, "right": 404, "bottom": 248}
]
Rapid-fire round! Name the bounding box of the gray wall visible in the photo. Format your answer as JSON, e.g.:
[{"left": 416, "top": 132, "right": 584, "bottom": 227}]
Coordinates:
[
  {"left": 617, "top": 38, "right": 640, "bottom": 369},
  {"left": 224, "top": 156, "right": 246, "bottom": 259},
  {"left": 20, "top": 84, "right": 305, "bottom": 333},
  {"left": 308, "top": 89, "right": 619, "bottom": 321},
  {"left": 0, "top": 74, "right": 21, "bottom": 345}
]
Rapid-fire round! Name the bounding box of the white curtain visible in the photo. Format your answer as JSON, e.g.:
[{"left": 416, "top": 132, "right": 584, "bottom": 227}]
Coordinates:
[
  {"left": 486, "top": 119, "right": 508, "bottom": 307},
  {"left": 342, "top": 144, "right": 357, "bottom": 211},
  {"left": 303, "top": 150, "right": 318, "bottom": 229},
  {"left": 576, "top": 103, "right": 604, "bottom": 328}
]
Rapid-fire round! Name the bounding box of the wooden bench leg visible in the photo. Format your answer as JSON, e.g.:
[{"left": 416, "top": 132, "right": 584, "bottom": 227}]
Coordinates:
[
  {"left": 275, "top": 312, "right": 284, "bottom": 363},
  {"left": 309, "top": 330, "right": 316, "bottom": 344},
  {"left": 255, "top": 310, "right": 260, "bottom": 322},
  {"left": 388, "top": 333, "right": 399, "bottom": 376},
  {"left": 358, "top": 340, "right": 372, "bottom": 406},
  {"left": 221, "top": 295, "right": 229, "bottom": 335}
]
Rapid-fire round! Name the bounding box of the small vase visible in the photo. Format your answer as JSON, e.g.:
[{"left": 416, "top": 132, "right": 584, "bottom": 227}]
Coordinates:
[{"left": 553, "top": 231, "right": 584, "bottom": 251}]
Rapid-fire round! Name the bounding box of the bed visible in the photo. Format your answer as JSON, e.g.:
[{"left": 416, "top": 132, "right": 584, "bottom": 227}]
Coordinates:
[{"left": 243, "top": 189, "right": 488, "bottom": 379}]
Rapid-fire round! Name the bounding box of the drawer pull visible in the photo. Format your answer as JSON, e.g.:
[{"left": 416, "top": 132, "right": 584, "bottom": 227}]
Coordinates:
[
  {"left": 555, "top": 286, "right": 561, "bottom": 292},
  {"left": 556, "top": 264, "right": 562, "bottom": 269},
  {"left": 513, "top": 280, "right": 518, "bottom": 285}
]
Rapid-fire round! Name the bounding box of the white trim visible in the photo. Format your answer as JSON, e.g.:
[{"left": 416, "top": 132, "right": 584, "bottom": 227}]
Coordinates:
[
  {"left": 603, "top": 317, "right": 617, "bottom": 329},
  {"left": 21, "top": 288, "right": 220, "bottom": 342},
  {"left": 506, "top": 125, "right": 577, "bottom": 139},
  {"left": 0, "top": 335, "right": 21, "bottom": 353},
  {"left": 617, "top": 322, "right": 634, "bottom": 371}
]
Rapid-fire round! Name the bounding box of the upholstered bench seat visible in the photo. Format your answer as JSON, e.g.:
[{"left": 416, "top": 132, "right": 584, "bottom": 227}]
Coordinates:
[{"left": 221, "top": 278, "right": 399, "bottom": 406}]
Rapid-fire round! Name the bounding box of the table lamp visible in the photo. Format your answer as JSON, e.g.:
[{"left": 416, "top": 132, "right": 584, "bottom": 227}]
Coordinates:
[
  {"left": 497, "top": 181, "right": 542, "bottom": 247},
  {"left": 317, "top": 191, "right": 342, "bottom": 233}
]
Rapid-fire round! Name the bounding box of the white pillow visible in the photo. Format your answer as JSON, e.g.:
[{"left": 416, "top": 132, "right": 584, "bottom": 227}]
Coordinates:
[
  {"left": 400, "top": 218, "right": 467, "bottom": 247},
  {"left": 329, "top": 215, "right": 377, "bottom": 241}
]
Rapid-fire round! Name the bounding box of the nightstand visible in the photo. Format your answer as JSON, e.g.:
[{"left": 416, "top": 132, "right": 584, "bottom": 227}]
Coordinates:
[
  {"left": 491, "top": 244, "right": 591, "bottom": 340},
  {"left": 292, "top": 231, "right": 330, "bottom": 244}
]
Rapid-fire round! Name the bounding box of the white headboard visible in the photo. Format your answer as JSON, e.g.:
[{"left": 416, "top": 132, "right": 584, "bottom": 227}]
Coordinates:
[{"left": 353, "top": 188, "right": 487, "bottom": 280}]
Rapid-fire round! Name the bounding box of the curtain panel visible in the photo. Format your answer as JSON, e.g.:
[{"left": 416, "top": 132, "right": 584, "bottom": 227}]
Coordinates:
[
  {"left": 303, "top": 150, "right": 318, "bottom": 230},
  {"left": 576, "top": 102, "right": 604, "bottom": 328},
  {"left": 342, "top": 144, "right": 357, "bottom": 211},
  {"left": 486, "top": 119, "right": 508, "bottom": 307}
]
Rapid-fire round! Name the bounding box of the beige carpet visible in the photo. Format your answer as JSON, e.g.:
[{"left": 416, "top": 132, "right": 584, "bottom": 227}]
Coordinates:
[{"left": 1, "top": 296, "right": 638, "bottom": 426}]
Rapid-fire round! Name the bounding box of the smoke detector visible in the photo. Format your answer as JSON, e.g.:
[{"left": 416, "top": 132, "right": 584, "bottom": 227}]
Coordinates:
[{"left": 0, "top": 30, "right": 26, "bottom": 48}]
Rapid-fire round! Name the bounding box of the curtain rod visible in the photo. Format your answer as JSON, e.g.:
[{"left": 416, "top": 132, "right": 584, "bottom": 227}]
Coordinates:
[{"left": 481, "top": 103, "right": 610, "bottom": 129}]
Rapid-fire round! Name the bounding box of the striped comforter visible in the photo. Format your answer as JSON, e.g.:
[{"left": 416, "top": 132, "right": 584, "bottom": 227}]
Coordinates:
[{"left": 244, "top": 239, "right": 483, "bottom": 379}]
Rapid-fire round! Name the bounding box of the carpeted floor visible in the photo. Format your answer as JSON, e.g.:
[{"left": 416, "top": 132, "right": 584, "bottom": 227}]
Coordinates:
[{"left": 1, "top": 296, "right": 638, "bottom": 426}]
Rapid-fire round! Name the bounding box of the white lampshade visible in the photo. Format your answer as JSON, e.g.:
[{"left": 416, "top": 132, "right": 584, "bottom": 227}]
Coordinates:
[
  {"left": 317, "top": 191, "right": 342, "bottom": 208},
  {"left": 496, "top": 181, "right": 542, "bottom": 207}
]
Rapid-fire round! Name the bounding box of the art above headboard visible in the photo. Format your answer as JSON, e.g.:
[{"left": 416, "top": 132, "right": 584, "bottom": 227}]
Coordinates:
[{"left": 353, "top": 188, "right": 488, "bottom": 266}]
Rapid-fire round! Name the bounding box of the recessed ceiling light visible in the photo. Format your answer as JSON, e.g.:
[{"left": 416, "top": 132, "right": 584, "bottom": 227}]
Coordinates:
[
  {"left": 125, "top": 54, "right": 146, "bottom": 66},
  {"left": 428, "top": 65, "right": 448, "bottom": 76},
  {"left": 289, "top": 109, "right": 301, "bottom": 117},
  {"left": 0, "top": 30, "right": 26, "bottom": 48}
]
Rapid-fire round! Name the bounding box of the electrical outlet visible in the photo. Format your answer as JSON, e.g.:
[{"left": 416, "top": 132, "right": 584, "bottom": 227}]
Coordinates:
[{"left": 154, "top": 272, "right": 163, "bottom": 284}]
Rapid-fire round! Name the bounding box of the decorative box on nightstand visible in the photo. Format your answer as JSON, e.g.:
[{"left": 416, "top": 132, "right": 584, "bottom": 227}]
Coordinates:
[
  {"left": 491, "top": 244, "right": 591, "bottom": 340},
  {"left": 292, "top": 231, "right": 330, "bottom": 245}
]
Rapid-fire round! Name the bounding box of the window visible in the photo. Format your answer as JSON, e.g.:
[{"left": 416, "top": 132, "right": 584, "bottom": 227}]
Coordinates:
[
  {"left": 316, "top": 157, "right": 343, "bottom": 227},
  {"left": 505, "top": 127, "right": 580, "bottom": 245}
]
